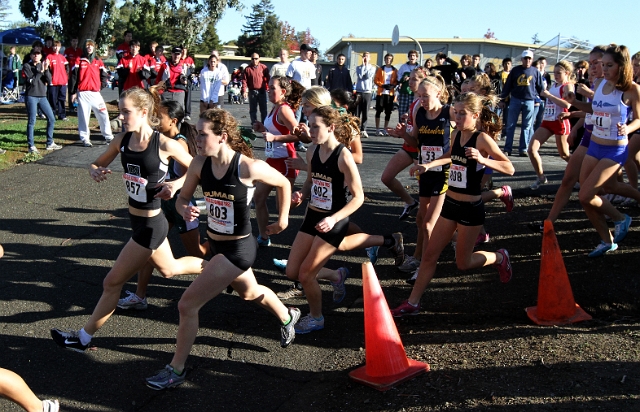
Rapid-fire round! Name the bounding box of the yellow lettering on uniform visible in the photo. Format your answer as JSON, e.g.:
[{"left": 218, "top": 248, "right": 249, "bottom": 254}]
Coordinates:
[
  {"left": 418, "top": 126, "right": 444, "bottom": 135},
  {"left": 311, "top": 173, "right": 332, "bottom": 182},
  {"left": 203, "top": 191, "right": 235, "bottom": 200}
]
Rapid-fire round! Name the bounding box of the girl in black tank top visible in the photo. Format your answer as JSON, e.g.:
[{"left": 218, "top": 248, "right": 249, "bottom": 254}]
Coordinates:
[
  {"left": 52, "top": 86, "right": 204, "bottom": 354},
  {"left": 148, "top": 109, "right": 300, "bottom": 385},
  {"left": 390, "top": 92, "right": 515, "bottom": 319}
]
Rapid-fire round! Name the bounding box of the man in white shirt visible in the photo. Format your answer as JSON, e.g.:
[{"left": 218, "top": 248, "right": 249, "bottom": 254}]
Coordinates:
[
  {"left": 270, "top": 49, "right": 290, "bottom": 78},
  {"left": 286, "top": 43, "right": 316, "bottom": 151},
  {"left": 210, "top": 50, "right": 229, "bottom": 107}
]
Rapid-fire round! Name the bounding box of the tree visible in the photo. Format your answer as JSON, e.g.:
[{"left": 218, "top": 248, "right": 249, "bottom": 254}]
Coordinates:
[
  {"left": 259, "top": 13, "right": 283, "bottom": 58},
  {"left": 0, "top": 0, "right": 11, "bottom": 30},
  {"left": 532, "top": 33, "right": 541, "bottom": 44},
  {"left": 236, "top": 0, "right": 277, "bottom": 56},
  {"left": 193, "top": 17, "right": 221, "bottom": 55},
  {"left": 280, "top": 20, "right": 298, "bottom": 52},
  {"left": 19, "top": 0, "right": 240, "bottom": 45}
]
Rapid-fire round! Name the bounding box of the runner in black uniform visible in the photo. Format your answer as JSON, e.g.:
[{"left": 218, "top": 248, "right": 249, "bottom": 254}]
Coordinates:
[
  {"left": 51, "top": 86, "right": 206, "bottom": 352},
  {"left": 391, "top": 92, "right": 515, "bottom": 318},
  {"left": 145, "top": 108, "right": 300, "bottom": 390}
]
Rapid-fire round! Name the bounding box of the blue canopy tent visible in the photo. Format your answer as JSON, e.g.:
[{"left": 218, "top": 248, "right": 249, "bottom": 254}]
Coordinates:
[{"left": 1, "top": 27, "right": 42, "bottom": 89}]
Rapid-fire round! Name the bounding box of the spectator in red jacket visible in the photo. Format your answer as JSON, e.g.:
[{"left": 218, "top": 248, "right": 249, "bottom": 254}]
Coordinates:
[
  {"left": 46, "top": 40, "right": 69, "bottom": 120},
  {"left": 242, "top": 52, "right": 270, "bottom": 124},
  {"left": 156, "top": 46, "right": 190, "bottom": 109},
  {"left": 117, "top": 40, "right": 149, "bottom": 92}
]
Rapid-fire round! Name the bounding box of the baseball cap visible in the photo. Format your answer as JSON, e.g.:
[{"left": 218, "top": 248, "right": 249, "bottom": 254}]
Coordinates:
[
  {"left": 300, "top": 43, "right": 310, "bottom": 52},
  {"left": 171, "top": 46, "right": 182, "bottom": 54},
  {"left": 521, "top": 50, "right": 534, "bottom": 59}
]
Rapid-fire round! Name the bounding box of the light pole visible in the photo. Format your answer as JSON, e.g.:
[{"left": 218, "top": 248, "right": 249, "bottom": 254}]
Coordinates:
[{"left": 391, "top": 25, "right": 423, "bottom": 66}]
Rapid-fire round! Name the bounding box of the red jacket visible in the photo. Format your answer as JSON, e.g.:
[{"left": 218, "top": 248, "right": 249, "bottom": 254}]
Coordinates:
[
  {"left": 73, "top": 57, "right": 107, "bottom": 93},
  {"left": 117, "top": 53, "right": 149, "bottom": 90},
  {"left": 242, "top": 63, "right": 270, "bottom": 91},
  {"left": 46, "top": 53, "right": 69, "bottom": 86}
]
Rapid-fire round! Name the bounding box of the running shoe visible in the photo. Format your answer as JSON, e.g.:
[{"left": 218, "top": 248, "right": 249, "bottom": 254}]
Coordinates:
[
  {"left": 28, "top": 146, "right": 39, "bottom": 153},
  {"left": 529, "top": 176, "right": 548, "bottom": 190},
  {"left": 398, "top": 256, "right": 420, "bottom": 273},
  {"left": 613, "top": 214, "right": 632, "bottom": 243},
  {"left": 475, "top": 232, "right": 490, "bottom": 247},
  {"left": 383, "top": 129, "right": 389, "bottom": 136},
  {"left": 499, "top": 185, "right": 514, "bottom": 212},
  {"left": 406, "top": 269, "right": 419, "bottom": 285},
  {"left": 399, "top": 200, "right": 418, "bottom": 220},
  {"left": 257, "top": 236, "right": 271, "bottom": 247},
  {"left": 272, "top": 258, "right": 288, "bottom": 271},
  {"left": 50, "top": 329, "right": 88, "bottom": 352},
  {"left": 46, "top": 143, "right": 62, "bottom": 150},
  {"left": 376, "top": 129, "right": 384, "bottom": 136},
  {"left": 588, "top": 241, "right": 618, "bottom": 258},
  {"left": 331, "top": 267, "right": 349, "bottom": 303},
  {"left": 83, "top": 141, "right": 93, "bottom": 147},
  {"left": 117, "top": 290, "right": 148, "bottom": 310},
  {"left": 366, "top": 246, "right": 379, "bottom": 265},
  {"left": 42, "top": 400, "right": 59, "bottom": 412},
  {"left": 611, "top": 195, "right": 625, "bottom": 205},
  {"left": 390, "top": 300, "right": 421, "bottom": 318},
  {"left": 280, "top": 307, "right": 301, "bottom": 348},
  {"left": 620, "top": 197, "right": 637, "bottom": 207},
  {"left": 294, "top": 314, "right": 324, "bottom": 334},
  {"left": 361, "top": 130, "right": 369, "bottom": 138},
  {"left": 145, "top": 365, "right": 186, "bottom": 390},
  {"left": 105, "top": 137, "right": 114, "bottom": 144},
  {"left": 277, "top": 286, "right": 305, "bottom": 300},
  {"left": 494, "top": 249, "right": 512, "bottom": 283},
  {"left": 389, "top": 232, "right": 405, "bottom": 266},
  {"left": 295, "top": 142, "right": 307, "bottom": 152}
]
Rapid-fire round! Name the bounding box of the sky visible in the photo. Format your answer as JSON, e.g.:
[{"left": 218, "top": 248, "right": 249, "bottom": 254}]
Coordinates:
[{"left": 7, "top": 0, "right": 640, "bottom": 53}]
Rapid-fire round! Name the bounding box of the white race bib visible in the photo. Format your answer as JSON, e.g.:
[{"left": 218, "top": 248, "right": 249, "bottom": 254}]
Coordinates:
[
  {"left": 448, "top": 164, "right": 467, "bottom": 189},
  {"left": 310, "top": 178, "right": 333, "bottom": 210},
  {"left": 592, "top": 111, "right": 612, "bottom": 139},
  {"left": 420, "top": 146, "right": 443, "bottom": 172},
  {"left": 584, "top": 113, "right": 593, "bottom": 125},
  {"left": 123, "top": 173, "right": 148, "bottom": 203},
  {"left": 265, "top": 141, "right": 274, "bottom": 157},
  {"left": 206, "top": 197, "right": 235, "bottom": 234},
  {"left": 543, "top": 103, "right": 557, "bottom": 121}
]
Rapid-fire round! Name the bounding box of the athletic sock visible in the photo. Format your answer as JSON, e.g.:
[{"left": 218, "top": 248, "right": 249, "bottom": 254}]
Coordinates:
[
  {"left": 382, "top": 234, "right": 395, "bottom": 248},
  {"left": 313, "top": 315, "right": 324, "bottom": 322},
  {"left": 171, "top": 366, "right": 184, "bottom": 376},
  {"left": 78, "top": 328, "right": 92, "bottom": 346},
  {"left": 282, "top": 314, "right": 292, "bottom": 326}
]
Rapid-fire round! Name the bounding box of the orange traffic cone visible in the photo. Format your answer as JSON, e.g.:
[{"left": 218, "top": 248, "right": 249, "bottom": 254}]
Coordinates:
[
  {"left": 526, "top": 220, "right": 592, "bottom": 325},
  {"left": 349, "top": 262, "right": 429, "bottom": 391}
]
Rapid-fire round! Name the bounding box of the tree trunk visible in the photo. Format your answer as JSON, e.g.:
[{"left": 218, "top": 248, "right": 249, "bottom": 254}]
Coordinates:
[{"left": 78, "top": 0, "right": 107, "bottom": 43}]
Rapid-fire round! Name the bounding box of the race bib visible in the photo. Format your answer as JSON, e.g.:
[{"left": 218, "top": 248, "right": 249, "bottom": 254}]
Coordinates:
[
  {"left": 543, "top": 103, "right": 557, "bottom": 121},
  {"left": 123, "top": 173, "right": 148, "bottom": 203},
  {"left": 310, "top": 178, "right": 332, "bottom": 210},
  {"left": 265, "top": 141, "right": 274, "bottom": 157},
  {"left": 420, "top": 146, "right": 443, "bottom": 171},
  {"left": 592, "top": 111, "right": 612, "bottom": 139},
  {"left": 448, "top": 164, "right": 467, "bottom": 189},
  {"left": 406, "top": 124, "right": 413, "bottom": 134},
  {"left": 584, "top": 113, "right": 593, "bottom": 125},
  {"left": 206, "top": 197, "right": 235, "bottom": 234}
]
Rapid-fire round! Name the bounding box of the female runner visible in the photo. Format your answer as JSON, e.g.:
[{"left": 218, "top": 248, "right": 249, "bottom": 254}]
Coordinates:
[
  {"left": 528, "top": 61, "right": 575, "bottom": 189},
  {"left": 391, "top": 92, "right": 514, "bottom": 317},
  {"left": 118, "top": 99, "right": 207, "bottom": 310},
  {"left": 51, "top": 86, "right": 206, "bottom": 351},
  {"left": 382, "top": 67, "right": 429, "bottom": 221},
  {"left": 145, "top": 109, "right": 300, "bottom": 390},
  {"left": 252, "top": 76, "right": 304, "bottom": 246},
  {"left": 574, "top": 45, "right": 640, "bottom": 257}
]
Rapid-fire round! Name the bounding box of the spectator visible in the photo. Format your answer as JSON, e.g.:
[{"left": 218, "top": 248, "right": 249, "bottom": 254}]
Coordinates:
[
  {"left": 23, "top": 49, "right": 61, "bottom": 153},
  {"left": 433, "top": 52, "right": 459, "bottom": 85},
  {"left": 64, "top": 36, "right": 81, "bottom": 111},
  {"left": 210, "top": 50, "right": 230, "bottom": 107},
  {"left": 42, "top": 36, "right": 54, "bottom": 56},
  {"left": 270, "top": 49, "right": 290, "bottom": 78},
  {"left": 472, "top": 54, "right": 483, "bottom": 73},
  {"left": 3, "top": 46, "right": 21, "bottom": 90},
  {"left": 354, "top": 51, "right": 376, "bottom": 137},
  {"left": 115, "top": 30, "right": 132, "bottom": 60},
  {"left": 117, "top": 40, "right": 149, "bottom": 91},
  {"left": 180, "top": 46, "right": 195, "bottom": 120},
  {"left": 533, "top": 56, "right": 551, "bottom": 131},
  {"left": 396, "top": 49, "right": 420, "bottom": 122},
  {"left": 147, "top": 45, "right": 166, "bottom": 86},
  {"left": 374, "top": 53, "right": 398, "bottom": 135},
  {"left": 310, "top": 48, "right": 323, "bottom": 86},
  {"left": 326, "top": 53, "right": 352, "bottom": 92},
  {"left": 45, "top": 40, "right": 69, "bottom": 120},
  {"left": 70, "top": 38, "right": 114, "bottom": 147},
  {"left": 424, "top": 58, "right": 433, "bottom": 70},
  {"left": 500, "top": 50, "right": 544, "bottom": 156},
  {"left": 499, "top": 57, "right": 512, "bottom": 138},
  {"left": 199, "top": 54, "right": 224, "bottom": 110},
  {"left": 156, "top": 46, "right": 190, "bottom": 108},
  {"left": 286, "top": 43, "right": 316, "bottom": 151},
  {"left": 242, "top": 52, "right": 270, "bottom": 124}
]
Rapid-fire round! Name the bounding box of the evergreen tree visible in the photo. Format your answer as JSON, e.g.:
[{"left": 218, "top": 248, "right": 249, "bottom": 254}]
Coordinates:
[
  {"left": 194, "top": 17, "right": 221, "bottom": 56},
  {"left": 259, "top": 13, "right": 284, "bottom": 58},
  {"left": 236, "top": 0, "right": 276, "bottom": 56}
]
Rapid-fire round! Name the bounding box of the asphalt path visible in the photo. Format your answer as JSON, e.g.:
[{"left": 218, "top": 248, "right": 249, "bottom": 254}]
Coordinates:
[{"left": 0, "top": 88, "right": 568, "bottom": 411}]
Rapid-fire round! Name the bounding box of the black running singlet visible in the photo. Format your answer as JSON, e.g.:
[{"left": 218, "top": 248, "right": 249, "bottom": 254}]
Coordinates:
[
  {"left": 416, "top": 104, "right": 451, "bottom": 172},
  {"left": 309, "top": 144, "right": 347, "bottom": 213},
  {"left": 448, "top": 131, "right": 484, "bottom": 196},
  {"left": 120, "top": 131, "right": 168, "bottom": 210},
  {"left": 201, "top": 152, "right": 255, "bottom": 236}
]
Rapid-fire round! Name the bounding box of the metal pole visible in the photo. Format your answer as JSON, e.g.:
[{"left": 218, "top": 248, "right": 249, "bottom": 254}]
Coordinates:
[
  {"left": 402, "top": 35, "right": 423, "bottom": 66},
  {"left": 556, "top": 33, "right": 560, "bottom": 64}
]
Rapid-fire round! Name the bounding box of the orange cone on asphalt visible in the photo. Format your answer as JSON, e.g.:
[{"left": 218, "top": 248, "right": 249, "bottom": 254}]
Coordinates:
[
  {"left": 349, "top": 262, "right": 429, "bottom": 391},
  {"left": 526, "top": 220, "right": 592, "bottom": 325}
]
